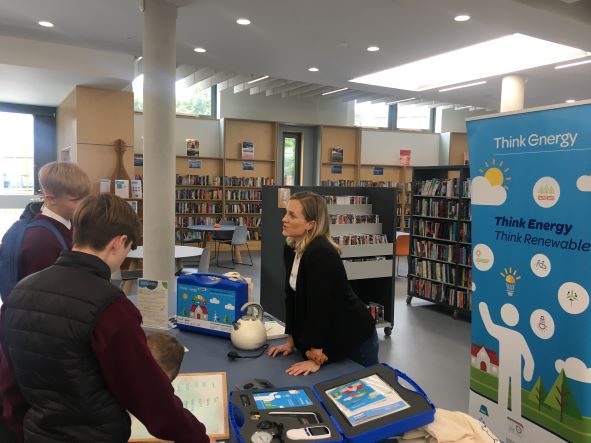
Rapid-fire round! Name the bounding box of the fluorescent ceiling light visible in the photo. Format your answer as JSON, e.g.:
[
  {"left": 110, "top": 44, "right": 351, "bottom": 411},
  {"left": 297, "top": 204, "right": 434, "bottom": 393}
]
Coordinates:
[
  {"left": 308, "top": 67, "right": 319, "bottom": 72},
  {"left": 454, "top": 15, "right": 470, "bottom": 22},
  {"left": 194, "top": 47, "right": 206, "bottom": 53},
  {"left": 555, "top": 59, "right": 591, "bottom": 69},
  {"left": 350, "top": 33, "right": 590, "bottom": 91},
  {"left": 439, "top": 81, "right": 487, "bottom": 92},
  {"left": 565, "top": 99, "right": 576, "bottom": 103},
  {"left": 247, "top": 75, "right": 269, "bottom": 84},
  {"left": 367, "top": 46, "right": 380, "bottom": 52},
  {"left": 236, "top": 18, "right": 251, "bottom": 25},
  {"left": 322, "top": 87, "right": 348, "bottom": 96},
  {"left": 38, "top": 21, "right": 54, "bottom": 27},
  {"left": 386, "top": 97, "right": 416, "bottom": 105}
]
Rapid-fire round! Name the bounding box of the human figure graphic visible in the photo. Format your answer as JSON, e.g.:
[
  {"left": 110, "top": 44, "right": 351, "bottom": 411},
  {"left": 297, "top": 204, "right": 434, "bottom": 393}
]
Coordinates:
[{"left": 479, "top": 302, "right": 534, "bottom": 418}]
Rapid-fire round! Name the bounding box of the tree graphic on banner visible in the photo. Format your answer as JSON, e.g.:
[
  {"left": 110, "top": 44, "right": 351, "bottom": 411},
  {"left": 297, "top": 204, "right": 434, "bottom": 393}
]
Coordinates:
[
  {"left": 544, "top": 369, "right": 581, "bottom": 422},
  {"left": 528, "top": 376, "right": 546, "bottom": 411}
]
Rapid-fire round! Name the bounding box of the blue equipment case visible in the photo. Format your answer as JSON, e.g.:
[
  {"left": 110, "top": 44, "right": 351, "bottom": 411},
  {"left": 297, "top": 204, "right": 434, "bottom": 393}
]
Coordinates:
[
  {"left": 176, "top": 273, "right": 248, "bottom": 338},
  {"left": 229, "top": 363, "right": 435, "bottom": 443}
]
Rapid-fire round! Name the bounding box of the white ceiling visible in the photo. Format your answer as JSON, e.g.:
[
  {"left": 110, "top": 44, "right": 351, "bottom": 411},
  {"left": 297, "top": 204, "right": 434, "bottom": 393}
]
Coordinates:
[{"left": 0, "top": 0, "right": 590, "bottom": 109}]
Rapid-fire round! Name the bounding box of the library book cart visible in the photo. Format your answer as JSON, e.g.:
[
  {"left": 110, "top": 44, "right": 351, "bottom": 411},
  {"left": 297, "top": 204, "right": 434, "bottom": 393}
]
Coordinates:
[
  {"left": 261, "top": 186, "right": 397, "bottom": 336},
  {"left": 406, "top": 166, "right": 472, "bottom": 319}
]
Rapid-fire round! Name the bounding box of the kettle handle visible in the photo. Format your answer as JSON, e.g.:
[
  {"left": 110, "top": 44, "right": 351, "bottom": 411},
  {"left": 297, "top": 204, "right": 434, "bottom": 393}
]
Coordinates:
[{"left": 240, "top": 302, "right": 263, "bottom": 321}]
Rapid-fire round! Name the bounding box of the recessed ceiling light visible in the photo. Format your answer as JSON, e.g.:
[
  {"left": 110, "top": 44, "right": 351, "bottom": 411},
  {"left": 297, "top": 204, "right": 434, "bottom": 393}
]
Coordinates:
[
  {"left": 321, "top": 87, "right": 348, "bottom": 96},
  {"left": 454, "top": 15, "right": 470, "bottom": 22},
  {"left": 386, "top": 97, "right": 416, "bottom": 105},
  {"left": 236, "top": 18, "right": 251, "bottom": 25},
  {"left": 439, "top": 81, "right": 487, "bottom": 92},
  {"left": 555, "top": 59, "right": 591, "bottom": 69},
  {"left": 308, "top": 67, "right": 319, "bottom": 72},
  {"left": 565, "top": 99, "right": 576, "bottom": 103},
  {"left": 350, "top": 34, "right": 589, "bottom": 92},
  {"left": 367, "top": 46, "right": 380, "bottom": 52},
  {"left": 247, "top": 75, "right": 269, "bottom": 84},
  {"left": 194, "top": 47, "right": 207, "bottom": 53},
  {"left": 38, "top": 21, "right": 54, "bottom": 28}
]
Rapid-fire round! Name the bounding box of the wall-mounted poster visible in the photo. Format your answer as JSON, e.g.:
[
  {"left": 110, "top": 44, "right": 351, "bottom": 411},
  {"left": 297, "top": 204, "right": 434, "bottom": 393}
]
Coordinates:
[
  {"left": 373, "top": 167, "right": 384, "bottom": 176},
  {"left": 331, "top": 165, "right": 342, "bottom": 174},
  {"left": 134, "top": 154, "right": 144, "bottom": 167},
  {"left": 331, "top": 146, "right": 344, "bottom": 163},
  {"left": 188, "top": 159, "right": 201, "bottom": 169},
  {"left": 186, "top": 139, "right": 199, "bottom": 157},
  {"left": 241, "top": 141, "right": 254, "bottom": 160},
  {"left": 400, "top": 149, "right": 411, "bottom": 166},
  {"left": 242, "top": 161, "right": 255, "bottom": 171}
]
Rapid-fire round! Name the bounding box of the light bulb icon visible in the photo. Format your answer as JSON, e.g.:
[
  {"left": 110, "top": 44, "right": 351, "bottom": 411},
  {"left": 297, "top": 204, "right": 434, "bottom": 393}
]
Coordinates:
[{"left": 500, "top": 268, "right": 521, "bottom": 297}]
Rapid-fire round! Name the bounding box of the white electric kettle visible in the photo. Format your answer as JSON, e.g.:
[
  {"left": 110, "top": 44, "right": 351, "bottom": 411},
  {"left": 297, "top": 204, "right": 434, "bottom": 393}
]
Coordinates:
[{"left": 230, "top": 302, "right": 267, "bottom": 350}]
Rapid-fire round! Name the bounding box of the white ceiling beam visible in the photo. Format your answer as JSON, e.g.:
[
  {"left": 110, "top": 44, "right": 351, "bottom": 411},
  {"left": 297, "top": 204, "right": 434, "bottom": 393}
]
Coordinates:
[
  {"left": 266, "top": 81, "right": 306, "bottom": 96},
  {"left": 250, "top": 79, "right": 292, "bottom": 95},
  {"left": 218, "top": 75, "right": 251, "bottom": 92},
  {"left": 175, "top": 64, "right": 195, "bottom": 81},
  {"left": 177, "top": 67, "right": 216, "bottom": 89},
  {"left": 194, "top": 71, "right": 235, "bottom": 91},
  {"left": 285, "top": 84, "right": 326, "bottom": 97},
  {"left": 339, "top": 91, "right": 380, "bottom": 102},
  {"left": 297, "top": 86, "right": 336, "bottom": 99},
  {"left": 248, "top": 78, "right": 278, "bottom": 94}
]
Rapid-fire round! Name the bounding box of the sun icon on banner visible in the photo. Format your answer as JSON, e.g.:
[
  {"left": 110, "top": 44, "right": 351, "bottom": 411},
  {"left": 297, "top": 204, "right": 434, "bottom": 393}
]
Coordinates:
[
  {"left": 500, "top": 268, "right": 521, "bottom": 296},
  {"left": 479, "top": 159, "right": 511, "bottom": 190}
]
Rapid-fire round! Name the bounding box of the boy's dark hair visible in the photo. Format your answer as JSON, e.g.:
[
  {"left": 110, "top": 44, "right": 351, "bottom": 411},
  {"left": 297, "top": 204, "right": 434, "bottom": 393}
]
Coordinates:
[
  {"left": 147, "top": 332, "right": 185, "bottom": 381},
  {"left": 73, "top": 195, "right": 141, "bottom": 251}
]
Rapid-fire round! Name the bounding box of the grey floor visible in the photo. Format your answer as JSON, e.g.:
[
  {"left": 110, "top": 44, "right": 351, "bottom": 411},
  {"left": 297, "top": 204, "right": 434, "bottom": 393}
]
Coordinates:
[{"left": 209, "top": 249, "right": 471, "bottom": 413}]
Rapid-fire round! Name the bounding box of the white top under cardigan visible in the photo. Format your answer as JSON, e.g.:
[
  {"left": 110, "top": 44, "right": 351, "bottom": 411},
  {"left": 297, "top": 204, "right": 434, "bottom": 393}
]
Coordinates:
[{"left": 289, "top": 254, "right": 301, "bottom": 290}]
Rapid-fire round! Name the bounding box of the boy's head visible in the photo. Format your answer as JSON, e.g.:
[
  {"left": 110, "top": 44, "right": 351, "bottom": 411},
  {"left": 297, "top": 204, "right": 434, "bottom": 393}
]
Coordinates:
[
  {"left": 39, "top": 162, "right": 91, "bottom": 220},
  {"left": 73, "top": 194, "right": 141, "bottom": 271},
  {"left": 147, "top": 332, "right": 185, "bottom": 381}
]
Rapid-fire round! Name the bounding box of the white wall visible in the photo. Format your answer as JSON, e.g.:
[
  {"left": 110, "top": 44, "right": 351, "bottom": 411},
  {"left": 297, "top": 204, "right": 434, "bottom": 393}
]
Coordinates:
[
  {"left": 438, "top": 108, "right": 493, "bottom": 133},
  {"left": 219, "top": 89, "right": 354, "bottom": 126},
  {"left": 360, "top": 129, "right": 440, "bottom": 166},
  {"left": 134, "top": 114, "right": 221, "bottom": 157}
]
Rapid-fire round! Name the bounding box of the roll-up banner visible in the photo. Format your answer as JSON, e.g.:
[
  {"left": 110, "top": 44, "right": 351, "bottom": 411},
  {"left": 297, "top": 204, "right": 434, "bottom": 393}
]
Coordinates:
[{"left": 467, "top": 101, "right": 591, "bottom": 443}]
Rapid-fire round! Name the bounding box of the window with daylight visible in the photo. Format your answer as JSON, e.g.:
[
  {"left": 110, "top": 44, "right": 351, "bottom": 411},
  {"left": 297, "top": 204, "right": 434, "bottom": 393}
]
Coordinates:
[
  {"left": 132, "top": 75, "right": 213, "bottom": 116},
  {"left": 397, "top": 103, "right": 431, "bottom": 130},
  {"left": 0, "top": 111, "right": 35, "bottom": 195},
  {"left": 354, "top": 100, "right": 389, "bottom": 128}
]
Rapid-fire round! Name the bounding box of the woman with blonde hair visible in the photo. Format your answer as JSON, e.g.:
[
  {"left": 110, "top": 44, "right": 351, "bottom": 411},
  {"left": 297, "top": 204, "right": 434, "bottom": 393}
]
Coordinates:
[{"left": 267, "top": 191, "right": 378, "bottom": 376}]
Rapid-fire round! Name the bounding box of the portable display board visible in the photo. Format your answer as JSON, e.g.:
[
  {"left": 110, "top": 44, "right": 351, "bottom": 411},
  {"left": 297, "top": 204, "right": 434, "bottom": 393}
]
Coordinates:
[
  {"left": 467, "top": 101, "right": 591, "bottom": 442},
  {"left": 130, "top": 372, "right": 229, "bottom": 441}
]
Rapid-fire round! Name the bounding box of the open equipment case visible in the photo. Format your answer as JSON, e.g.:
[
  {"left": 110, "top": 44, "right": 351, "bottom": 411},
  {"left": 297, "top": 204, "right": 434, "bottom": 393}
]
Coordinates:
[{"left": 229, "top": 364, "right": 435, "bottom": 443}]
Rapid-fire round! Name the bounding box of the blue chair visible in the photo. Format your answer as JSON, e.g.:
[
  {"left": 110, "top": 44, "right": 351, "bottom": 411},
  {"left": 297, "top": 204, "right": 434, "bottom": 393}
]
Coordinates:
[{"left": 216, "top": 225, "right": 253, "bottom": 268}]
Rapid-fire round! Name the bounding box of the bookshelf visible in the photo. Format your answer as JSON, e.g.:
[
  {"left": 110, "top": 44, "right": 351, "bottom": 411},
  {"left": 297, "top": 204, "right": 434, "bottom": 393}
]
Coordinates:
[
  {"left": 261, "top": 186, "right": 397, "bottom": 336},
  {"left": 222, "top": 118, "right": 277, "bottom": 241},
  {"left": 406, "top": 165, "right": 472, "bottom": 319}
]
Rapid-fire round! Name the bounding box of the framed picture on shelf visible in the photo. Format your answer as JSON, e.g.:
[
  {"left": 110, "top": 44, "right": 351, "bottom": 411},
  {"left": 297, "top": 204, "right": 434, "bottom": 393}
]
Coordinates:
[
  {"left": 277, "top": 187, "right": 291, "bottom": 208},
  {"left": 188, "top": 159, "right": 202, "bottom": 169},
  {"left": 186, "top": 139, "right": 199, "bottom": 157},
  {"left": 241, "top": 141, "right": 254, "bottom": 160},
  {"left": 331, "top": 146, "right": 344, "bottom": 163},
  {"left": 242, "top": 161, "right": 255, "bottom": 171},
  {"left": 400, "top": 149, "right": 411, "bottom": 166},
  {"left": 134, "top": 154, "right": 144, "bottom": 167},
  {"left": 331, "top": 165, "right": 342, "bottom": 174},
  {"left": 373, "top": 166, "right": 384, "bottom": 176}
]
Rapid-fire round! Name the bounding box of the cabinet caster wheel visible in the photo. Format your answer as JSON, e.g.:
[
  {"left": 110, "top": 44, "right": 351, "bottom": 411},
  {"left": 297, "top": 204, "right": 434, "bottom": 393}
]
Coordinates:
[
  {"left": 406, "top": 296, "right": 412, "bottom": 305},
  {"left": 384, "top": 327, "right": 392, "bottom": 337},
  {"left": 453, "top": 310, "right": 459, "bottom": 320}
]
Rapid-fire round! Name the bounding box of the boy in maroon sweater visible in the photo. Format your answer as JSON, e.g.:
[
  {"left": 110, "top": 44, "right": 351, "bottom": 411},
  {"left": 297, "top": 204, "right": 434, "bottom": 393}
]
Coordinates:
[{"left": 17, "top": 161, "right": 91, "bottom": 280}]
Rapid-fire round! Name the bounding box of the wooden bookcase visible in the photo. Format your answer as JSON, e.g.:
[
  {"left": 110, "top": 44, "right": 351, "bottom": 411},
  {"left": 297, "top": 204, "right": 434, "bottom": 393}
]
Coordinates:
[
  {"left": 319, "top": 126, "right": 360, "bottom": 187},
  {"left": 261, "top": 186, "right": 397, "bottom": 336},
  {"left": 406, "top": 165, "right": 472, "bottom": 318},
  {"left": 222, "top": 118, "right": 277, "bottom": 241}
]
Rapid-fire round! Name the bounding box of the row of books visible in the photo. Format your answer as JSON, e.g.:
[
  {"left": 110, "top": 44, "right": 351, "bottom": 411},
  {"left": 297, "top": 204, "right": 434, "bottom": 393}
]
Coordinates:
[
  {"left": 412, "top": 259, "right": 456, "bottom": 284},
  {"left": 176, "top": 215, "right": 219, "bottom": 228},
  {"left": 330, "top": 214, "right": 379, "bottom": 224},
  {"left": 324, "top": 195, "right": 370, "bottom": 204},
  {"left": 458, "top": 245, "right": 471, "bottom": 266},
  {"left": 412, "top": 220, "right": 458, "bottom": 241},
  {"left": 358, "top": 180, "right": 396, "bottom": 188},
  {"left": 450, "top": 290, "right": 471, "bottom": 311},
  {"left": 225, "top": 190, "right": 262, "bottom": 201},
  {"left": 413, "top": 199, "right": 459, "bottom": 219},
  {"left": 175, "top": 202, "right": 222, "bottom": 214},
  {"left": 462, "top": 179, "right": 471, "bottom": 198},
  {"left": 460, "top": 203, "right": 471, "bottom": 220},
  {"left": 414, "top": 178, "right": 461, "bottom": 197},
  {"left": 413, "top": 240, "right": 455, "bottom": 262},
  {"left": 321, "top": 180, "right": 356, "bottom": 187},
  {"left": 343, "top": 256, "right": 389, "bottom": 263},
  {"left": 410, "top": 277, "right": 453, "bottom": 305},
  {"left": 227, "top": 216, "right": 262, "bottom": 228},
  {"left": 224, "top": 177, "right": 274, "bottom": 187},
  {"left": 458, "top": 268, "right": 472, "bottom": 288},
  {"left": 176, "top": 175, "right": 223, "bottom": 186},
  {"left": 225, "top": 204, "right": 262, "bottom": 214},
  {"left": 332, "top": 234, "right": 388, "bottom": 246},
  {"left": 176, "top": 189, "right": 223, "bottom": 200},
  {"left": 458, "top": 223, "right": 471, "bottom": 243}
]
